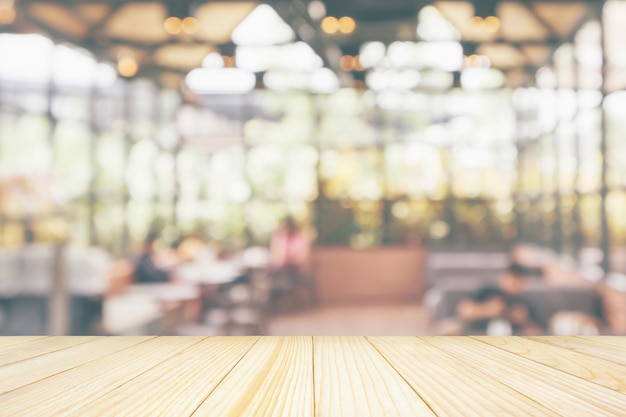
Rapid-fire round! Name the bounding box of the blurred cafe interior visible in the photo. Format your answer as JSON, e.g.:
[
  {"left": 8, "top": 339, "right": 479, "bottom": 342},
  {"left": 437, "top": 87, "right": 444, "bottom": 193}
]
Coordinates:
[{"left": 1, "top": 0, "right": 626, "bottom": 337}]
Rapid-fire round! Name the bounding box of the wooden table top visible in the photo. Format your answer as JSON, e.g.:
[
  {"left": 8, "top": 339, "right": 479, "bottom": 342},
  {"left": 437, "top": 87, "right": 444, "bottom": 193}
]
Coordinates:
[{"left": 1, "top": 336, "right": 626, "bottom": 416}]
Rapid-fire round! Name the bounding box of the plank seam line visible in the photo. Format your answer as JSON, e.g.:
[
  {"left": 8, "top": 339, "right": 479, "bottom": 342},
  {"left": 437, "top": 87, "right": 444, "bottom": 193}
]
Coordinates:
[
  {"left": 574, "top": 335, "right": 626, "bottom": 350},
  {"left": 472, "top": 336, "right": 626, "bottom": 393},
  {"left": 188, "top": 336, "right": 262, "bottom": 417},
  {"left": 0, "top": 336, "right": 50, "bottom": 350},
  {"left": 0, "top": 337, "right": 101, "bottom": 369},
  {"left": 528, "top": 337, "right": 626, "bottom": 370},
  {"left": 0, "top": 336, "right": 159, "bottom": 395},
  {"left": 416, "top": 336, "right": 569, "bottom": 417},
  {"left": 363, "top": 337, "right": 438, "bottom": 416},
  {"left": 312, "top": 335, "right": 316, "bottom": 417},
  {"left": 80, "top": 336, "right": 212, "bottom": 408}
]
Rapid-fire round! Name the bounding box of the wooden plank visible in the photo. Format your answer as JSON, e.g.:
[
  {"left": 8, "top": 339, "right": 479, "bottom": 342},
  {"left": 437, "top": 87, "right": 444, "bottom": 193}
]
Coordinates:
[
  {"left": 529, "top": 336, "right": 626, "bottom": 366},
  {"left": 78, "top": 337, "right": 258, "bottom": 417},
  {"left": 423, "top": 336, "right": 626, "bottom": 416},
  {"left": 578, "top": 336, "right": 626, "bottom": 350},
  {"left": 475, "top": 336, "right": 626, "bottom": 394},
  {"left": 0, "top": 336, "right": 153, "bottom": 394},
  {"left": 191, "top": 336, "right": 313, "bottom": 417},
  {"left": 0, "top": 337, "right": 203, "bottom": 416},
  {"left": 367, "top": 336, "right": 562, "bottom": 416},
  {"left": 0, "top": 336, "right": 98, "bottom": 367},
  {"left": 0, "top": 336, "right": 49, "bottom": 350},
  {"left": 314, "top": 336, "right": 437, "bottom": 417}
]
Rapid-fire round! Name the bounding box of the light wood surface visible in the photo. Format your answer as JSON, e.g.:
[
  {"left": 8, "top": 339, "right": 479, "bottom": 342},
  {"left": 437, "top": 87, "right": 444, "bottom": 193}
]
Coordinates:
[{"left": 1, "top": 336, "right": 625, "bottom": 416}]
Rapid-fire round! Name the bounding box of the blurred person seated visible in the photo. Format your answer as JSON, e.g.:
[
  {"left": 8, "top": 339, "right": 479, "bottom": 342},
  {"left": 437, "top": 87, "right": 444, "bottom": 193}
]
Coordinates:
[
  {"left": 441, "top": 263, "right": 542, "bottom": 336},
  {"left": 134, "top": 232, "right": 180, "bottom": 284}
]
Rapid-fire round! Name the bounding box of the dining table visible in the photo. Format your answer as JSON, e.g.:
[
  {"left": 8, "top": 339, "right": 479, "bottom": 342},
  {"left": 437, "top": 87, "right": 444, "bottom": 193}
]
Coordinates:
[{"left": 1, "top": 336, "right": 625, "bottom": 416}]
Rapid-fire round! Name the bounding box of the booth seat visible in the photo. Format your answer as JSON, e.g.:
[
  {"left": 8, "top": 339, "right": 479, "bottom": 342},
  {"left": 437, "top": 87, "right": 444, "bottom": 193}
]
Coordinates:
[{"left": 426, "top": 280, "right": 604, "bottom": 332}]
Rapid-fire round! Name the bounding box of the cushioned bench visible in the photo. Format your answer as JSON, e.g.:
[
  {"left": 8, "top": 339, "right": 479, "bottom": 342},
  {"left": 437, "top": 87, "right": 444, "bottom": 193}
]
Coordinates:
[{"left": 426, "top": 280, "right": 604, "bottom": 330}]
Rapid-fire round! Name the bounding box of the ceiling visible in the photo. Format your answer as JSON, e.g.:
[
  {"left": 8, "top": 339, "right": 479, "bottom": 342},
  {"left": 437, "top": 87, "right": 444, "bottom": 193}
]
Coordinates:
[{"left": 1, "top": 0, "right": 598, "bottom": 89}]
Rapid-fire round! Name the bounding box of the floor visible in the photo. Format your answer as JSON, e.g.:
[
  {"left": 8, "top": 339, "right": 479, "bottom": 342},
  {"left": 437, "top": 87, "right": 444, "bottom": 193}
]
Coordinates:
[{"left": 267, "top": 302, "right": 435, "bottom": 336}]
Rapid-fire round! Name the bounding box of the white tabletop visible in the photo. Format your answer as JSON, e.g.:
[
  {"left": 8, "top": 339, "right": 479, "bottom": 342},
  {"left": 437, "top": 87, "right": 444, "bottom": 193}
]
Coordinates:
[
  {"left": 103, "top": 293, "right": 162, "bottom": 334},
  {"left": 175, "top": 261, "right": 244, "bottom": 285},
  {"left": 127, "top": 283, "right": 201, "bottom": 302}
]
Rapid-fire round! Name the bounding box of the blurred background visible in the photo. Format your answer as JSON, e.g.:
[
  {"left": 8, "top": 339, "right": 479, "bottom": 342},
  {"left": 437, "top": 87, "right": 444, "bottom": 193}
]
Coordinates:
[{"left": 0, "top": 0, "right": 625, "bottom": 337}]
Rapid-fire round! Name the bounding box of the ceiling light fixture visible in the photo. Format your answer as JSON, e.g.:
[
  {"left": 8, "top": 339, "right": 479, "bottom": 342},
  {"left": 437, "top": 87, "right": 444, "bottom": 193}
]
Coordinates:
[
  {"left": 164, "top": 0, "right": 199, "bottom": 35},
  {"left": 117, "top": 50, "right": 138, "bottom": 78},
  {"left": 338, "top": 16, "right": 356, "bottom": 34},
  {"left": 321, "top": 16, "right": 339, "bottom": 34},
  {"left": 472, "top": 0, "right": 500, "bottom": 32}
]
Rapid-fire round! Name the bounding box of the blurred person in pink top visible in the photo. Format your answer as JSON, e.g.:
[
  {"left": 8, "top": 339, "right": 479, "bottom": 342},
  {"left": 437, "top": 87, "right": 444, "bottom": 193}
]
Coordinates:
[
  {"left": 270, "top": 216, "right": 311, "bottom": 274},
  {"left": 269, "top": 217, "right": 313, "bottom": 310}
]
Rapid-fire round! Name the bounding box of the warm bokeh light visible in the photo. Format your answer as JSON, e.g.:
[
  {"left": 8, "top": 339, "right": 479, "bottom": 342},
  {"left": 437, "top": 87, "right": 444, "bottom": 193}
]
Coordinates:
[
  {"left": 338, "top": 16, "right": 357, "bottom": 34},
  {"left": 321, "top": 16, "right": 339, "bottom": 34},
  {"left": 471, "top": 16, "right": 484, "bottom": 29},
  {"left": 182, "top": 17, "right": 199, "bottom": 35},
  {"left": 484, "top": 16, "right": 501, "bottom": 33},
  {"left": 164, "top": 16, "right": 182, "bottom": 35},
  {"left": 117, "top": 56, "right": 138, "bottom": 78},
  {"left": 339, "top": 55, "right": 355, "bottom": 71}
]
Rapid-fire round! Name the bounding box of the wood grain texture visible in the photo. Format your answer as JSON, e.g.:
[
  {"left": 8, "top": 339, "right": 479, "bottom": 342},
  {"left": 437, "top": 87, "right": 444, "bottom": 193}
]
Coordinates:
[
  {"left": 368, "top": 336, "right": 561, "bottom": 416},
  {"left": 80, "top": 337, "right": 259, "bottom": 417},
  {"left": 0, "top": 336, "right": 48, "bottom": 350},
  {"left": 0, "top": 337, "right": 201, "bottom": 416},
  {"left": 1, "top": 336, "right": 626, "bottom": 417},
  {"left": 578, "top": 336, "right": 626, "bottom": 350},
  {"left": 529, "top": 336, "right": 626, "bottom": 366},
  {"left": 192, "top": 336, "right": 313, "bottom": 417},
  {"left": 424, "top": 336, "right": 626, "bottom": 416},
  {"left": 475, "top": 336, "right": 626, "bottom": 393},
  {"left": 0, "top": 336, "right": 97, "bottom": 367},
  {"left": 314, "top": 336, "right": 437, "bottom": 417},
  {"left": 0, "top": 336, "right": 153, "bottom": 394}
]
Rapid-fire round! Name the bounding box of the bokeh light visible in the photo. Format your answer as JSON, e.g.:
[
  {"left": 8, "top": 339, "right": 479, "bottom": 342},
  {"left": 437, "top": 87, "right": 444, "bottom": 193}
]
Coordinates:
[
  {"left": 182, "top": 17, "right": 199, "bottom": 35},
  {"left": 164, "top": 16, "right": 182, "bottom": 35},
  {"left": 321, "top": 16, "right": 339, "bottom": 34},
  {"left": 338, "top": 16, "right": 357, "bottom": 34}
]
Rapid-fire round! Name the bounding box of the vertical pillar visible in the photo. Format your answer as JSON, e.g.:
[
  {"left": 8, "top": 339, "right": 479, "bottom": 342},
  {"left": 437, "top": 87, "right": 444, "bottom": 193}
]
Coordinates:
[
  {"left": 88, "top": 83, "right": 98, "bottom": 247},
  {"left": 121, "top": 80, "right": 131, "bottom": 254},
  {"left": 444, "top": 145, "right": 456, "bottom": 247},
  {"left": 599, "top": 0, "right": 611, "bottom": 276},
  {"left": 572, "top": 44, "right": 584, "bottom": 260},
  {"left": 553, "top": 59, "right": 565, "bottom": 254},
  {"left": 46, "top": 47, "right": 69, "bottom": 335},
  {"left": 313, "top": 94, "right": 324, "bottom": 243}
]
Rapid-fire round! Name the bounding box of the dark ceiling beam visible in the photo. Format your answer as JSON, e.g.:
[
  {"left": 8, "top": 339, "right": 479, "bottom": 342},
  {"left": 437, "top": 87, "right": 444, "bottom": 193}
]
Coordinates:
[
  {"left": 87, "top": 2, "right": 125, "bottom": 34},
  {"left": 519, "top": 0, "right": 559, "bottom": 38},
  {"left": 270, "top": 0, "right": 353, "bottom": 85},
  {"left": 527, "top": 2, "right": 595, "bottom": 69},
  {"left": 11, "top": 0, "right": 600, "bottom": 86},
  {"left": 331, "top": 37, "right": 568, "bottom": 52}
]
